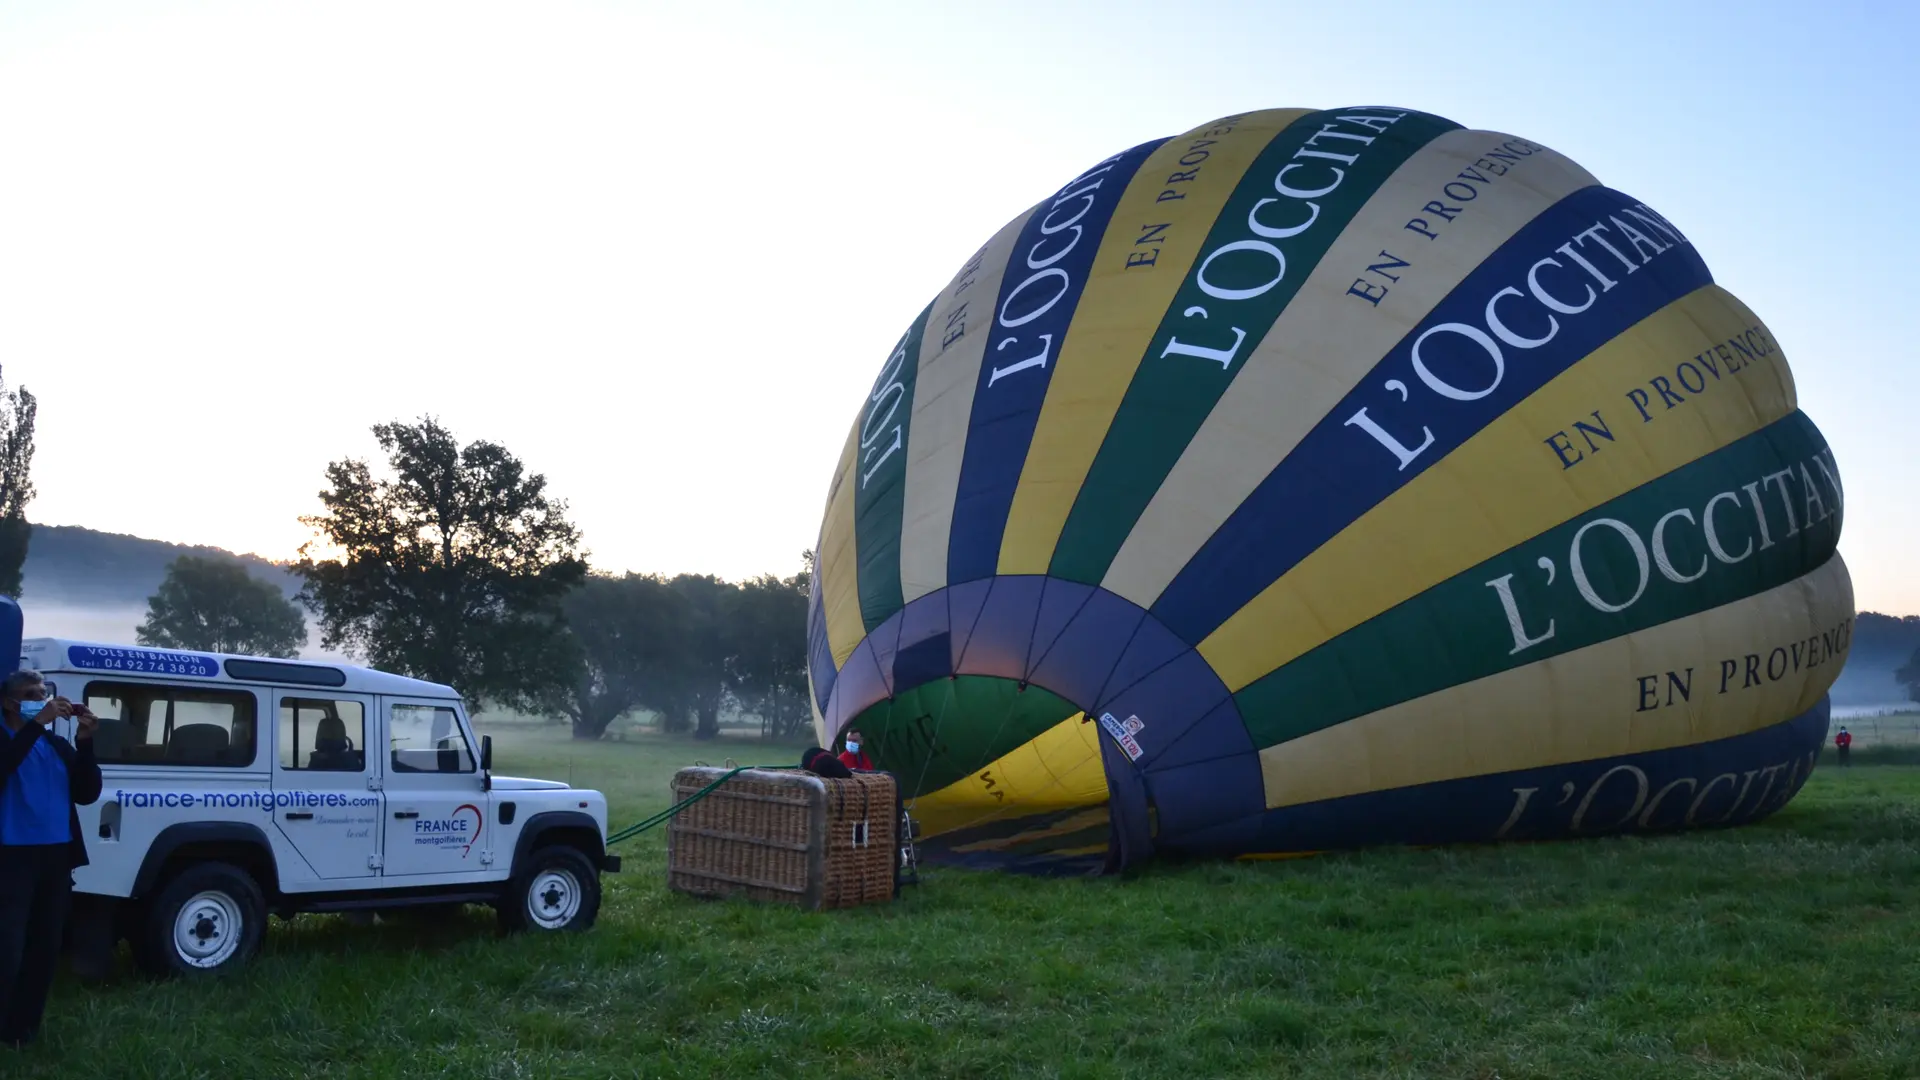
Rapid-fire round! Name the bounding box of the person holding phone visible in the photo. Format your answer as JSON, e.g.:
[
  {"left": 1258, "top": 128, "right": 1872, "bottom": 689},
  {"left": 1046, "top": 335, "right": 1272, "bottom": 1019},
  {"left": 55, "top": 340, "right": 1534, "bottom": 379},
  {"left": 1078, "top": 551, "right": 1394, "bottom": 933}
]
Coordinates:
[{"left": 0, "top": 669, "right": 102, "bottom": 1050}]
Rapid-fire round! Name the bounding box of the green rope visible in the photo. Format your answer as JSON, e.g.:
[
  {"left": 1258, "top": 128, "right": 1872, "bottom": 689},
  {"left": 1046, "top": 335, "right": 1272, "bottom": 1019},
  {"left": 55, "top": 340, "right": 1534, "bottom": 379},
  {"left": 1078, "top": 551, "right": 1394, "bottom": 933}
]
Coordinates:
[{"left": 606, "top": 763, "right": 793, "bottom": 846}]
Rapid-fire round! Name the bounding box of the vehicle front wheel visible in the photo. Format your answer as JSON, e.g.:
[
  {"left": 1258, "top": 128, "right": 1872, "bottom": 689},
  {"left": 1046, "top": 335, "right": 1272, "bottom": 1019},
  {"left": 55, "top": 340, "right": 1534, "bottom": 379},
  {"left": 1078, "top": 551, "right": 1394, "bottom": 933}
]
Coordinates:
[
  {"left": 498, "top": 846, "right": 600, "bottom": 934},
  {"left": 134, "top": 862, "right": 267, "bottom": 977}
]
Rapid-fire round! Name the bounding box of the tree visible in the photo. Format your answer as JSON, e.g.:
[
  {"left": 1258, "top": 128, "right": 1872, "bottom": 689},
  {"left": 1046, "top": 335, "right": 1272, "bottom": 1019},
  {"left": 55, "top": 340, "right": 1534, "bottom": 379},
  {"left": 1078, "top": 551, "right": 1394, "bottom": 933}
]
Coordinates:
[
  {"left": 559, "top": 572, "right": 691, "bottom": 740},
  {"left": 0, "top": 371, "right": 37, "bottom": 598},
  {"left": 293, "top": 417, "right": 587, "bottom": 710},
  {"left": 1899, "top": 648, "right": 1920, "bottom": 704},
  {"left": 727, "top": 565, "right": 810, "bottom": 740},
  {"left": 136, "top": 555, "right": 307, "bottom": 657},
  {"left": 663, "top": 574, "right": 736, "bottom": 740}
]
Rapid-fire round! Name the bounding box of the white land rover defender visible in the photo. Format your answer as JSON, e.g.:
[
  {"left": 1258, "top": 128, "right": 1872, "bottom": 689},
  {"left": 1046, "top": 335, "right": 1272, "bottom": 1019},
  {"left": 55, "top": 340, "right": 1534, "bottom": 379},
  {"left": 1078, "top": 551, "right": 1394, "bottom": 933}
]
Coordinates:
[{"left": 20, "top": 637, "right": 622, "bottom": 977}]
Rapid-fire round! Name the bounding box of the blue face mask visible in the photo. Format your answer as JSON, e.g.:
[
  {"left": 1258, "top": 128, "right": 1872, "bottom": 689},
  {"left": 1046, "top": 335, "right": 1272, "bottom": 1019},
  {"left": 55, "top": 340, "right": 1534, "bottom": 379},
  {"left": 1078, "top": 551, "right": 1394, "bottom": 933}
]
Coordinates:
[
  {"left": 845, "top": 740, "right": 860, "bottom": 754},
  {"left": 17, "top": 699, "right": 45, "bottom": 720}
]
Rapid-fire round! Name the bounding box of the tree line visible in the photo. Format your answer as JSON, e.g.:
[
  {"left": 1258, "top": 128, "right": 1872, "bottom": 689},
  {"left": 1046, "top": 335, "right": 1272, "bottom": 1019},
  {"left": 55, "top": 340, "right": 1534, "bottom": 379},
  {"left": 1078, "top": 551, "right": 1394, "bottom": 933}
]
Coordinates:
[{"left": 122, "top": 417, "right": 810, "bottom": 741}]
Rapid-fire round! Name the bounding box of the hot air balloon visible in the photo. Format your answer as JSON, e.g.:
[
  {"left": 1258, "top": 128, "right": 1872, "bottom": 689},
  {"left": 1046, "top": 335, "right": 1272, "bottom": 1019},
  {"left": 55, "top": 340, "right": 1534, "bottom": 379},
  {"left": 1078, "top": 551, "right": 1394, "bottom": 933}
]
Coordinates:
[{"left": 806, "top": 106, "right": 1851, "bottom": 873}]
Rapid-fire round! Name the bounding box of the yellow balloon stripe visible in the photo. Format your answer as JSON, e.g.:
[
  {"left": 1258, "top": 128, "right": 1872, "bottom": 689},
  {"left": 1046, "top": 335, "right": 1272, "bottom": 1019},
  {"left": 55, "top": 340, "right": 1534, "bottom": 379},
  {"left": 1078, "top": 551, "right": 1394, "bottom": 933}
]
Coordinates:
[
  {"left": 818, "top": 422, "right": 866, "bottom": 667},
  {"left": 1201, "top": 284, "right": 1797, "bottom": 691},
  {"left": 907, "top": 711, "right": 1108, "bottom": 839},
  {"left": 899, "top": 204, "right": 1043, "bottom": 603},
  {"left": 1258, "top": 555, "right": 1853, "bottom": 810},
  {"left": 1102, "top": 129, "right": 1599, "bottom": 608},
  {"left": 996, "top": 109, "right": 1313, "bottom": 575}
]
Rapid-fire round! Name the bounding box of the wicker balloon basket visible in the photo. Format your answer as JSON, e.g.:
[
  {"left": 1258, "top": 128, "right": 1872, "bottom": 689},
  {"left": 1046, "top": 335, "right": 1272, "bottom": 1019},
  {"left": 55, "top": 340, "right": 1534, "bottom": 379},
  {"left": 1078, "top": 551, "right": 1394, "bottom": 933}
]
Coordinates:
[{"left": 666, "top": 767, "right": 898, "bottom": 910}]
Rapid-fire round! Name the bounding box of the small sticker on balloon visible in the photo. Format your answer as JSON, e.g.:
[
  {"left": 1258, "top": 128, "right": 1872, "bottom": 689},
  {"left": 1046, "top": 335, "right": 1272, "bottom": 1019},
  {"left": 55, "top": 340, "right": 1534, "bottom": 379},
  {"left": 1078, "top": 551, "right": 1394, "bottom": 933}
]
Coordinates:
[{"left": 1099, "top": 712, "right": 1146, "bottom": 761}]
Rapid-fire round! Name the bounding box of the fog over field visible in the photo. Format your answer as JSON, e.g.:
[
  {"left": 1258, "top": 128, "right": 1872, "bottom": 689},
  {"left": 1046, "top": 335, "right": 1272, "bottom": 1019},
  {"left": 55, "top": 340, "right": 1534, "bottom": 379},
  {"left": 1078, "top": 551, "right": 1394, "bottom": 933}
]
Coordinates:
[
  {"left": 18, "top": 601, "right": 148, "bottom": 648},
  {"left": 16, "top": 599, "right": 349, "bottom": 663}
]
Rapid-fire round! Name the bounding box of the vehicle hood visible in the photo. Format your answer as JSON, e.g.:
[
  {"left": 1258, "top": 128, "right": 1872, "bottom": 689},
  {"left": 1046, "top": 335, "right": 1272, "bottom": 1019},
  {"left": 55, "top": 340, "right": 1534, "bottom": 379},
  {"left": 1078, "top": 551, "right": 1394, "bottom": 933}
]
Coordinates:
[{"left": 488, "top": 775, "right": 573, "bottom": 791}]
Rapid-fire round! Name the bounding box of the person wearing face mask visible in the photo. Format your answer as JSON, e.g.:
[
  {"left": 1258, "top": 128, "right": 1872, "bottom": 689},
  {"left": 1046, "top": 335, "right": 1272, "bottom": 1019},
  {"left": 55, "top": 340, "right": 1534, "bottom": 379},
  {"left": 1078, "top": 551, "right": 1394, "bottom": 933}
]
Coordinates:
[
  {"left": 836, "top": 729, "right": 874, "bottom": 772},
  {"left": 0, "top": 669, "right": 102, "bottom": 1050}
]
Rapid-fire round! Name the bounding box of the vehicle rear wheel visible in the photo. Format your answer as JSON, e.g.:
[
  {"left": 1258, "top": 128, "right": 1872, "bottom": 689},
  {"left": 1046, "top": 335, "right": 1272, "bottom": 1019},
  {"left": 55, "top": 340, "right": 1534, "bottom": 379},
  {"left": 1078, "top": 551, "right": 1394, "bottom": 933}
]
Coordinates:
[
  {"left": 133, "top": 862, "right": 267, "bottom": 977},
  {"left": 498, "top": 846, "right": 600, "bottom": 934}
]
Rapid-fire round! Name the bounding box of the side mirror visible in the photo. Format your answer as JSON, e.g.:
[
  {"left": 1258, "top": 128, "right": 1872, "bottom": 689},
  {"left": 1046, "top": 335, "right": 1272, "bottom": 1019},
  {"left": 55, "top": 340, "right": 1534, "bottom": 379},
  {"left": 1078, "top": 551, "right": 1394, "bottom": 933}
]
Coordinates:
[{"left": 480, "top": 734, "right": 493, "bottom": 792}]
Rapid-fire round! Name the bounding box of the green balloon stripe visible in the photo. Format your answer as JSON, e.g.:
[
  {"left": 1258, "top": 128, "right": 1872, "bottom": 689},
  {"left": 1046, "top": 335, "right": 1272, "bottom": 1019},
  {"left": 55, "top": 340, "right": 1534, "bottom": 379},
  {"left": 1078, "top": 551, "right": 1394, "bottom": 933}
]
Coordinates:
[
  {"left": 857, "top": 676, "right": 1081, "bottom": 797},
  {"left": 1235, "top": 411, "right": 1841, "bottom": 748},
  {"left": 1048, "top": 107, "right": 1462, "bottom": 585},
  {"left": 855, "top": 300, "right": 936, "bottom": 632}
]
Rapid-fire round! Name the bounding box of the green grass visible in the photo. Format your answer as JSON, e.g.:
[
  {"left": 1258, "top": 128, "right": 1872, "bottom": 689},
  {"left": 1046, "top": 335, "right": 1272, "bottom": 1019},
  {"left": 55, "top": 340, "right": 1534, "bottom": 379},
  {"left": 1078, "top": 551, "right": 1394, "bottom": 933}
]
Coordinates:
[{"left": 10, "top": 724, "right": 1919, "bottom": 1079}]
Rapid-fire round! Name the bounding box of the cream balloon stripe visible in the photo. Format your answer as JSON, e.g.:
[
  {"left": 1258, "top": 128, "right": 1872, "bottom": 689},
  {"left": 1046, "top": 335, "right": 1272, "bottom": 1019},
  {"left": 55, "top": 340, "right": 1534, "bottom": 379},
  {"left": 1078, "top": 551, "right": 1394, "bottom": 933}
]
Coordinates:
[
  {"left": 898, "top": 205, "right": 1044, "bottom": 605},
  {"left": 817, "top": 422, "right": 865, "bottom": 667},
  {"left": 1234, "top": 411, "right": 1841, "bottom": 749},
  {"left": 1048, "top": 108, "right": 1461, "bottom": 586},
  {"left": 996, "top": 108, "right": 1314, "bottom": 576},
  {"left": 944, "top": 138, "right": 1170, "bottom": 586},
  {"left": 1102, "top": 130, "right": 1600, "bottom": 609},
  {"left": 1150, "top": 186, "right": 1709, "bottom": 646},
  {"left": 1199, "top": 284, "right": 1797, "bottom": 692},
  {"left": 853, "top": 300, "right": 936, "bottom": 632},
  {"left": 1257, "top": 555, "right": 1852, "bottom": 810}
]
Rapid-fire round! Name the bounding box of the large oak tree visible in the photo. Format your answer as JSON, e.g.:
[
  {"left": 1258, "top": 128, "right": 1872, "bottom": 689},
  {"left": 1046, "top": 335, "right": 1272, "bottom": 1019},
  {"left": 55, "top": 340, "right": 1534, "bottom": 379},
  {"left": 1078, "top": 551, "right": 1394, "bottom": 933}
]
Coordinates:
[{"left": 293, "top": 417, "right": 586, "bottom": 709}]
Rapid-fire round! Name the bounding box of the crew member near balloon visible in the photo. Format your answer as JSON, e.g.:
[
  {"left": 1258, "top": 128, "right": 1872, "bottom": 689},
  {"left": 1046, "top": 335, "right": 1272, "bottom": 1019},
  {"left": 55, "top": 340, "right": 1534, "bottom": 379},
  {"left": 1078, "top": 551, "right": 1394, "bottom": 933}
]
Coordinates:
[
  {"left": 1835, "top": 726, "right": 1852, "bottom": 766},
  {"left": 0, "top": 670, "right": 102, "bottom": 1048},
  {"left": 837, "top": 728, "right": 874, "bottom": 772}
]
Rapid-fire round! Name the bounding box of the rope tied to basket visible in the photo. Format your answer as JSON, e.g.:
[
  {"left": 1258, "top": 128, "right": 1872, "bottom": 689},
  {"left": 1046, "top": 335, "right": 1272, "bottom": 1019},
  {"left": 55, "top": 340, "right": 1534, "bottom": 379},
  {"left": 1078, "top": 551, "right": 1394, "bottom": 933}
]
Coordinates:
[{"left": 605, "top": 764, "right": 792, "bottom": 846}]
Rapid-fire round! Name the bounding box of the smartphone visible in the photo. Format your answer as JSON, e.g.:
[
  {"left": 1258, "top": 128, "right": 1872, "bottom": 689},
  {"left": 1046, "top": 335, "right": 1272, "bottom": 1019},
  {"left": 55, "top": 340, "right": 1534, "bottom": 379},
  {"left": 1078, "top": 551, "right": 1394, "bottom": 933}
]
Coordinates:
[{"left": 43, "top": 682, "right": 76, "bottom": 742}]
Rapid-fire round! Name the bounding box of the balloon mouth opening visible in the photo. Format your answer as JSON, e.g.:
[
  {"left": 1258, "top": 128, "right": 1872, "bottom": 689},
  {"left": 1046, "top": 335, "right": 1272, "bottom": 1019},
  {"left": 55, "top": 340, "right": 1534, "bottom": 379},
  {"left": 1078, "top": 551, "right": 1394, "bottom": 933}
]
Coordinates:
[
  {"left": 846, "top": 674, "right": 1122, "bottom": 857},
  {"left": 850, "top": 674, "right": 1087, "bottom": 801}
]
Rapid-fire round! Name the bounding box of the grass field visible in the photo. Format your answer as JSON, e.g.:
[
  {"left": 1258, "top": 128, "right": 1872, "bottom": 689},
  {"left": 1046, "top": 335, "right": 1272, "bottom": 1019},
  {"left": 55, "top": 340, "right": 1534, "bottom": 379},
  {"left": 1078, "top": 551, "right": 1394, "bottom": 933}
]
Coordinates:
[{"left": 9, "top": 723, "right": 1918, "bottom": 1079}]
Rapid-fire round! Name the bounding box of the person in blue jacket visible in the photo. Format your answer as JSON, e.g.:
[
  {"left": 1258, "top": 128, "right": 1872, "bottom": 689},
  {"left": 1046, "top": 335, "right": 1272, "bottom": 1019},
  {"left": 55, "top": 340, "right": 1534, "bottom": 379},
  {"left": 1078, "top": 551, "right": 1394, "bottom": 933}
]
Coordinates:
[{"left": 0, "top": 669, "right": 102, "bottom": 1050}]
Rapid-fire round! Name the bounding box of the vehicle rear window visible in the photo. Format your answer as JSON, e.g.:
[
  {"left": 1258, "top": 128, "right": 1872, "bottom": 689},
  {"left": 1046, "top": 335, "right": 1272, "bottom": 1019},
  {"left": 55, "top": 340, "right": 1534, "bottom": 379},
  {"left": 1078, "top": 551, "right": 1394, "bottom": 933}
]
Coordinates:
[{"left": 83, "top": 681, "right": 259, "bottom": 768}]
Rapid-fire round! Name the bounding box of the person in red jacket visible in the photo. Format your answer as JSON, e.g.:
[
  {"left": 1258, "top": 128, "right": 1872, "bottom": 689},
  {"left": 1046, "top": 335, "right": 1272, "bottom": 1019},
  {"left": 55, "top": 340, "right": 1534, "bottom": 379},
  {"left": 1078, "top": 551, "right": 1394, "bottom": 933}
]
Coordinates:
[
  {"left": 1835, "top": 727, "right": 1852, "bottom": 767},
  {"left": 837, "top": 729, "right": 874, "bottom": 771}
]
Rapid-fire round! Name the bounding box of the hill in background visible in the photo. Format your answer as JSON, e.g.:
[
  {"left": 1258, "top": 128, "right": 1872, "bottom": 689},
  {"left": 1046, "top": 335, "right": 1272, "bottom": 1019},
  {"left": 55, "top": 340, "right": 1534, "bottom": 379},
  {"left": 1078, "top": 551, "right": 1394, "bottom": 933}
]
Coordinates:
[
  {"left": 22, "top": 523, "right": 301, "bottom": 606},
  {"left": 9, "top": 524, "right": 1918, "bottom": 707},
  {"left": 1834, "top": 611, "right": 1920, "bottom": 711},
  {"left": 17, "top": 523, "right": 312, "bottom": 653}
]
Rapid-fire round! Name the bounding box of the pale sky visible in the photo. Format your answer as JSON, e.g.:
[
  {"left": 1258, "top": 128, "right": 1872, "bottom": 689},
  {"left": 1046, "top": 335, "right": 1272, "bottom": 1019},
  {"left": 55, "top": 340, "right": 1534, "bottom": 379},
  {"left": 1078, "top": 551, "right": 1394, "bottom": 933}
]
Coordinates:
[{"left": 3, "top": 0, "right": 1916, "bottom": 612}]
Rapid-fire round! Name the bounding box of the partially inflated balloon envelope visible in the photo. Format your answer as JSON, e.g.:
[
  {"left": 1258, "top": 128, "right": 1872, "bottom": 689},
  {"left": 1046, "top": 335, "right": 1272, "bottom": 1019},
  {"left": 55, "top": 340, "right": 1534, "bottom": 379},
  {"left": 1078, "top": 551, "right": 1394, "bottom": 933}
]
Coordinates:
[{"left": 806, "top": 106, "right": 1851, "bottom": 873}]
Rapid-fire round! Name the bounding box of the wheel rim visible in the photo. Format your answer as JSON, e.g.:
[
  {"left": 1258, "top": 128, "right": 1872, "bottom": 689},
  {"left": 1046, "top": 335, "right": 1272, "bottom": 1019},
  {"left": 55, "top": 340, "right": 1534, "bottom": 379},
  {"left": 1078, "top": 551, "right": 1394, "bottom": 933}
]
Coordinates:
[
  {"left": 173, "top": 890, "right": 244, "bottom": 968},
  {"left": 526, "top": 868, "right": 582, "bottom": 929}
]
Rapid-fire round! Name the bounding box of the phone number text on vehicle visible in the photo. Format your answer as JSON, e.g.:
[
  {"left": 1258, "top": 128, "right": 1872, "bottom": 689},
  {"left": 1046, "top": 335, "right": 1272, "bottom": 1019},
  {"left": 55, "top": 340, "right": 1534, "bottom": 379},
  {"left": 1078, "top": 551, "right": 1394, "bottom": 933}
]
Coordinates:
[{"left": 67, "top": 646, "right": 218, "bottom": 678}]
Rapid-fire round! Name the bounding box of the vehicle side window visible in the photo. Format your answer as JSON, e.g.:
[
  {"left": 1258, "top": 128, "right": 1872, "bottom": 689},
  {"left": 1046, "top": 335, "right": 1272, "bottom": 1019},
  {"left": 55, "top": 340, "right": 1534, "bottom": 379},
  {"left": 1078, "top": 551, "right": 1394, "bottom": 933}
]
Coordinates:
[
  {"left": 388, "top": 704, "right": 473, "bottom": 773},
  {"left": 82, "top": 681, "right": 258, "bottom": 767},
  {"left": 279, "top": 697, "right": 367, "bottom": 772}
]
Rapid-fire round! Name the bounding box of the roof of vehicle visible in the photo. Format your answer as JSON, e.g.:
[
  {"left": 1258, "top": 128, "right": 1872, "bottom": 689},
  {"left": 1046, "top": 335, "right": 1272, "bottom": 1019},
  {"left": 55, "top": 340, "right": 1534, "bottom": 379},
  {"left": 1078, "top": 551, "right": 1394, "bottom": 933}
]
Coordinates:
[{"left": 19, "top": 637, "right": 461, "bottom": 699}]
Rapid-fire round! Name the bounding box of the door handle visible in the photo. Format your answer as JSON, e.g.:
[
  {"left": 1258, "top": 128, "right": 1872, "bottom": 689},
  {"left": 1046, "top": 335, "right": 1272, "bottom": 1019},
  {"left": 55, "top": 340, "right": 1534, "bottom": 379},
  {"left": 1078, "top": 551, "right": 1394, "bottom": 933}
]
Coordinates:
[
  {"left": 393, "top": 811, "right": 419, "bottom": 819},
  {"left": 285, "top": 811, "right": 313, "bottom": 821}
]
